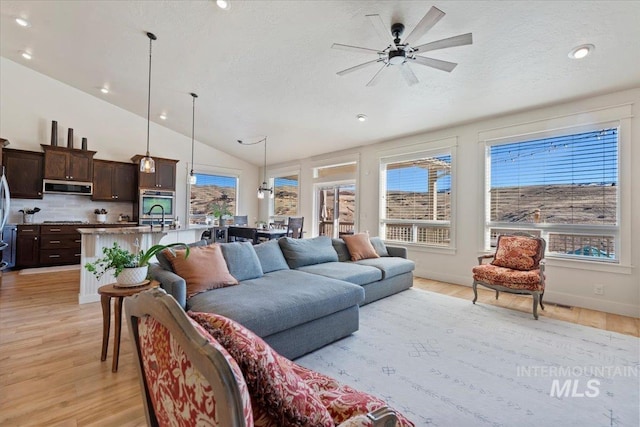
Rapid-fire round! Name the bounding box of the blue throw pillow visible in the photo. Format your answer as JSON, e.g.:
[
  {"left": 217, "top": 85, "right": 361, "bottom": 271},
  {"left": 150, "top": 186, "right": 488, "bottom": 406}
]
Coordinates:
[
  {"left": 220, "top": 242, "right": 263, "bottom": 281},
  {"left": 278, "top": 236, "right": 338, "bottom": 269},
  {"left": 253, "top": 239, "right": 290, "bottom": 273},
  {"left": 331, "top": 238, "right": 351, "bottom": 262},
  {"left": 370, "top": 236, "right": 389, "bottom": 257}
]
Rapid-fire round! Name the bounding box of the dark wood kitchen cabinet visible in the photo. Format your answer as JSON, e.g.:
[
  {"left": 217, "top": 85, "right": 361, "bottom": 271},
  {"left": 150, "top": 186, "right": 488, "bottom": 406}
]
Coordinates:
[
  {"left": 39, "top": 224, "right": 82, "bottom": 266},
  {"left": 131, "top": 155, "right": 177, "bottom": 190},
  {"left": 41, "top": 145, "right": 96, "bottom": 182},
  {"left": 93, "top": 160, "right": 137, "bottom": 202},
  {"left": 2, "top": 149, "right": 44, "bottom": 199},
  {"left": 16, "top": 225, "right": 40, "bottom": 268}
]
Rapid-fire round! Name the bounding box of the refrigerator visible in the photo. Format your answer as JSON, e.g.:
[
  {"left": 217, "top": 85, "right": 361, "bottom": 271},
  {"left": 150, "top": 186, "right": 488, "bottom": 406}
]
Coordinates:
[{"left": 0, "top": 166, "right": 10, "bottom": 277}]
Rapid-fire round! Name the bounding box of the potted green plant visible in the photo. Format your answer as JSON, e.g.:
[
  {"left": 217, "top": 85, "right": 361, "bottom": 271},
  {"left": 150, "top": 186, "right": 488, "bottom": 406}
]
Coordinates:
[
  {"left": 84, "top": 242, "right": 190, "bottom": 287},
  {"left": 19, "top": 207, "right": 41, "bottom": 223},
  {"left": 94, "top": 208, "right": 108, "bottom": 223}
]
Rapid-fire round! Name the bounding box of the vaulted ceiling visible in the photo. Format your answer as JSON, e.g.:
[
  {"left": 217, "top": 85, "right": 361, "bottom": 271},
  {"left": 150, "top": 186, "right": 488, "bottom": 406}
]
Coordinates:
[{"left": 1, "top": 1, "right": 639, "bottom": 165}]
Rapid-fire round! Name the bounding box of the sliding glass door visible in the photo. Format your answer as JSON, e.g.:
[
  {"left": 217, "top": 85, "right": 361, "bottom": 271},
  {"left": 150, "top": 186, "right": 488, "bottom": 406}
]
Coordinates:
[{"left": 317, "top": 183, "right": 356, "bottom": 238}]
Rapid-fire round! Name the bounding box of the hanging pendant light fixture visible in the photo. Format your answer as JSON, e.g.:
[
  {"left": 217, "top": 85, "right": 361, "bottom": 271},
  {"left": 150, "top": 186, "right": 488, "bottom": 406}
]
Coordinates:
[
  {"left": 189, "top": 92, "right": 198, "bottom": 185},
  {"left": 140, "top": 32, "right": 157, "bottom": 173},
  {"left": 238, "top": 137, "right": 273, "bottom": 199}
]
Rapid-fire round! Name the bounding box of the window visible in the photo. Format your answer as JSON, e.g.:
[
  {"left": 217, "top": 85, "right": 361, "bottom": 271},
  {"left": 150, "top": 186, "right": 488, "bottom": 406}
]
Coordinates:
[
  {"left": 486, "top": 128, "right": 619, "bottom": 262},
  {"left": 189, "top": 173, "right": 237, "bottom": 225},
  {"left": 380, "top": 150, "right": 452, "bottom": 247},
  {"left": 273, "top": 174, "right": 299, "bottom": 217}
]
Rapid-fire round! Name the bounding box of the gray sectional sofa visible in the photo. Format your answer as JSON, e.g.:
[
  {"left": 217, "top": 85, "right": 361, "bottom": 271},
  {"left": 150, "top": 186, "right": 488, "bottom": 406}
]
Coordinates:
[{"left": 150, "top": 236, "right": 414, "bottom": 359}]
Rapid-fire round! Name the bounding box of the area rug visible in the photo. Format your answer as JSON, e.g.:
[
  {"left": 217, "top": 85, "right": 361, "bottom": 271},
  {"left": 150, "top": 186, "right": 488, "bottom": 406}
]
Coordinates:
[{"left": 296, "top": 288, "right": 639, "bottom": 427}]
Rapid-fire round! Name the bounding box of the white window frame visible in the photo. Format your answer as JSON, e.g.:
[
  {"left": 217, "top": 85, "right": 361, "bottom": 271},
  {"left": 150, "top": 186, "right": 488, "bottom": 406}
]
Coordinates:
[
  {"left": 379, "top": 137, "right": 457, "bottom": 252},
  {"left": 478, "top": 104, "right": 632, "bottom": 271}
]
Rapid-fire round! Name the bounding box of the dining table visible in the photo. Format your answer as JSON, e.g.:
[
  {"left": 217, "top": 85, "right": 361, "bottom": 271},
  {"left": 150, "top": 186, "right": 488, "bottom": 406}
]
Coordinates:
[{"left": 227, "top": 226, "right": 290, "bottom": 244}]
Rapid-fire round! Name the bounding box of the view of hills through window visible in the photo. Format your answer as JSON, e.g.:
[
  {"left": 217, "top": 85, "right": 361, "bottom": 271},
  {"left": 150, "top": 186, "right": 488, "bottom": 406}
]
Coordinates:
[
  {"left": 189, "top": 173, "right": 237, "bottom": 224},
  {"left": 274, "top": 175, "right": 299, "bottom": 216},
  {"left": 487, "top": 128, "right": 619, "bottom": 260},
  {"left": 489, "top": 128, "right": 618, "bottom": 225}
]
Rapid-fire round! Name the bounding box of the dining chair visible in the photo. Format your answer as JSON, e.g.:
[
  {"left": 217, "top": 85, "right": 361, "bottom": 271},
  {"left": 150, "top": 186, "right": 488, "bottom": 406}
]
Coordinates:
[{"left": 286, "top": 216, "right": 304, "bottom": 239}]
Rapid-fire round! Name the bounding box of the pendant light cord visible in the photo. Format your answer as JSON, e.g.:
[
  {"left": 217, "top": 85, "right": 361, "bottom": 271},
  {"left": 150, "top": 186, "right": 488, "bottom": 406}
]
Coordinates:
[
  {"left": 263, "top": 137, "right": 267, "bottom": 183},
  {"left": 146, "top": 34, "right": 153, "bottom": 156},
  {"left": 190, "top": 93, "right": 197, "bottom": 174}
]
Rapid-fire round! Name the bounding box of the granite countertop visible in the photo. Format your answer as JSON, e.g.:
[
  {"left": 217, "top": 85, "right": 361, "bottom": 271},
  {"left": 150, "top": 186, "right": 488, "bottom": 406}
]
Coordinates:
[{"left": 77, "top": 225, "right": 194, "bottom": 235}]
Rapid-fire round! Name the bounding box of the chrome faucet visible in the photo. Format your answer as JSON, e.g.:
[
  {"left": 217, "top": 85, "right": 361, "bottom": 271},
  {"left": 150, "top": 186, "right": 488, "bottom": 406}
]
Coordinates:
[{"left": 147, "top": 204, "right": 165, "bottom": 229}]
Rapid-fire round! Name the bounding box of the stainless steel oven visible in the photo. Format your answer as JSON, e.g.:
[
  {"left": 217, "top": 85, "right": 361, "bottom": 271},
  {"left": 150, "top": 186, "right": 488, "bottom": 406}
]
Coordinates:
[{"left": 139, "top": 190, "right": 175, "bottom": 225}]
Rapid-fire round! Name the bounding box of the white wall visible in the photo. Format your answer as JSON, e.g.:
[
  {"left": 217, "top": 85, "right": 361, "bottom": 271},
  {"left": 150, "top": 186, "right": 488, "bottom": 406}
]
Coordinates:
[
  {"left": 266, "top": 88, "right": 640, "bottom": 317},
  {"left": 0, "top": 57, "right": 259, "bottom": 226}
]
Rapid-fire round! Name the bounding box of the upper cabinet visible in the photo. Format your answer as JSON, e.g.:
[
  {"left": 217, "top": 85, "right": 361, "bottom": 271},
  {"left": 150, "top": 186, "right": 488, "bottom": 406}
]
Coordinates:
[
  {"left": 41, "top": 145, "right": 96, "bottom": 182},
  {"left": 2, "top": 148, "right": 44, "bottom": 199},
  {"left": 131, "top": 155, "right": 178, "bottom": 190},
  {"left": 92, "top": 160, "right": 137, "bottom": 202}
]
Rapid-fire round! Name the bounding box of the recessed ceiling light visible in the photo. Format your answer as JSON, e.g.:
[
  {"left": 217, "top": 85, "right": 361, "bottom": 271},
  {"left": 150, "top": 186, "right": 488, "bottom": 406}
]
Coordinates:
[
  {"left": 568, "top": 44, "right": 595, "bottom": 59},
  {"left": 15, "top": 17, "right": 30, "bottom": 27},
  {"left": 216, "top": 0, "right": 231, "bottom": 10},
  {"left": 100, "top": 87, "right": 109, "bottom": 94},
  {"left": 159, "top": 113, "right": 167, "bottom": 120},
  {"left": 21, "top": 51, "right": 32, "bottom": 60},
  {"left": 356, "top": 114, "right": 367, "bottom": 122}
]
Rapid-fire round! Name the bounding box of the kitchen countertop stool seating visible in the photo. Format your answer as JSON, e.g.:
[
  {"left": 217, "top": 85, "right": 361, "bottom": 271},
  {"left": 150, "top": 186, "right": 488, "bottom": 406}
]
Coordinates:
[{"left": 98, "top": 281, "right": 158, "bottom": 372}]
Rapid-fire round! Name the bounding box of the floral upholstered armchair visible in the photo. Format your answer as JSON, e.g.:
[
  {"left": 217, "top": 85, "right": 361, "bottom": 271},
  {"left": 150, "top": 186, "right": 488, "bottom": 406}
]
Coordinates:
[
  {"left": 472, "top": 233, "right": 546, "bottom": 319},
  {"left": 125, "top": 288, "right": 413, "bottom": 427}
]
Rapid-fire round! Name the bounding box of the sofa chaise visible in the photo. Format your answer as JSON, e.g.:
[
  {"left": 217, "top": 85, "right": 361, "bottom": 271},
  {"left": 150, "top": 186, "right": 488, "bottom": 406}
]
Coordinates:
[{"left": 150, "top": 235, "right": 415, "bottom": 359}]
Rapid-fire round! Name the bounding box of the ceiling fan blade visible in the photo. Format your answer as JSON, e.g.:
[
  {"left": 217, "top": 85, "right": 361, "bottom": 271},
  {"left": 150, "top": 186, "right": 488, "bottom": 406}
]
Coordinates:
[
  {"left": 336, "top": 59, "right": 382, "bottom": 76},
  {"left": 331, "top": 43, "right": 381, "bottom": 55},
  {"left": 413, "top": 33, "right": 473, "bottom": 53},
  {"left": 399, "top": 64, "right": 419, "bottom": 86},
  {"left": 366, "top": 64, "right": 389, "bottom": 87},
  {"left": 409, "top": 55, "right": 458, "bottom": 72},
  {"left": 404, "top": 6, "right": 446, "bottom": 46},
  {"left": 366, "top": 14, "right": 397, "bottom": 50}
]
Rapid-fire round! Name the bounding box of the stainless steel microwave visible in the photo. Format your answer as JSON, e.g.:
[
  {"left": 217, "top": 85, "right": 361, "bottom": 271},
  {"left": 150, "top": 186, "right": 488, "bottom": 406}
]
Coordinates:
[
  {"left": 43, "top": 179, "right": 93, "bottom": 195},
  {"left": 139, "top": 189, "right": 175, "bottom": 223}
]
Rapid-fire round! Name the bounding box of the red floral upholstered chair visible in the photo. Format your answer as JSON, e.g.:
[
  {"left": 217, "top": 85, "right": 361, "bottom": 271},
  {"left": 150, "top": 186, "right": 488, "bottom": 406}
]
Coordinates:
[
  {"left": 125, "top": 288, "right": 411, "bottom": 427},
  {"left": 472, "top": 233, "right": 546, "bottom": 319}
]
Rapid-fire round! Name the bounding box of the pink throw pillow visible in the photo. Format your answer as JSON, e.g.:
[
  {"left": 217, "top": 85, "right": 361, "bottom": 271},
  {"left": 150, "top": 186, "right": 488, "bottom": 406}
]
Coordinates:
[{"left": 189, "top": 311, "right": 333, "bottom": 427}]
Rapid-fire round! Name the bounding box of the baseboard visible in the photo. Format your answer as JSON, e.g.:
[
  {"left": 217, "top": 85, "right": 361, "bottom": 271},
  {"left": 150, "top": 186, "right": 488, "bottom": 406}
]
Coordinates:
[
  {"left": 414, "top": 272, "right": 640, "bottom": 318},
  {"left": 18, "top": 265, "right": 80, "bottom": 275}
]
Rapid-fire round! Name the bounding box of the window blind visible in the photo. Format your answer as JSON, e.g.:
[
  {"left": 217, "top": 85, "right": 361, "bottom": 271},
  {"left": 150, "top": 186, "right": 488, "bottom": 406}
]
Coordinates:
[{"left": 488, "top": 128, "right": 618, "bottom": 225}]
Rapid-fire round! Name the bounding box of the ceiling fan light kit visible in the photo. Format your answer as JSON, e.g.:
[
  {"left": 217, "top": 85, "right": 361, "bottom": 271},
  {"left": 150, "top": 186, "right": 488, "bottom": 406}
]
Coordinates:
[{"left": 333, "top": 6, "right": 473, "bottom": 86}]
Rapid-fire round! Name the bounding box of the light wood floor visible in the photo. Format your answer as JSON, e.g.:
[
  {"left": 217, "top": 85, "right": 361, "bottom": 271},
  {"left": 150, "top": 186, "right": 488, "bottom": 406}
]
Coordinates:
[{"left": 1, "top": 271, "right": 637, "bottom": 425}]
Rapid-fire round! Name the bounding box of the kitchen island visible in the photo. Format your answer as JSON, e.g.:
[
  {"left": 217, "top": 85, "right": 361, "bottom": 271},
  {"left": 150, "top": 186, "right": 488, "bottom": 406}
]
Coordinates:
[{"left": 77, "top": 225, "right": 206, "bottom": 304}]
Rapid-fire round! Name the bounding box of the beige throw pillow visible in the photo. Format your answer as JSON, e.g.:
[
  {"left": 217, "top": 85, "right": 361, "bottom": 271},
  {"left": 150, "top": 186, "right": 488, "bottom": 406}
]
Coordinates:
[
  {"left": 343, "top": 233, "right": 380, "bottom": 261},
  {"left": 164, "top": 244, "right": 238, "bottom": 298}
]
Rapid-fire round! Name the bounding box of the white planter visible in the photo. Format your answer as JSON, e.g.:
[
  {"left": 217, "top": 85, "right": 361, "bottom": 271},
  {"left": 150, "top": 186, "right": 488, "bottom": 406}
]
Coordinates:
[
  {"left": 96, "top": 214, "right": 107, "bottom": 223},
  {"left": 23, "top": 214, "right": 34, "bottom": 223},
  {"left": 115, "top": 266, "right": 149, "bottom": 287}
]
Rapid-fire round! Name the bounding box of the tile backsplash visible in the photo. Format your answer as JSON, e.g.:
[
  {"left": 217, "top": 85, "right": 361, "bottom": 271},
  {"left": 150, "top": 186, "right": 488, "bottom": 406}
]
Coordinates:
[{"left": 9, "top": 194, "right": 135, "bottom": 224}]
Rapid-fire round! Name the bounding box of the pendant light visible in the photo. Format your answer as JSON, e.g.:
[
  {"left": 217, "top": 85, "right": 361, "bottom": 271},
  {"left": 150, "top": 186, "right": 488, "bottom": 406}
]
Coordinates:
[
  {"left": 140, "top": 32, "right": 157, "bottom": 173},
  {"left": 238, "top": 137, "right": 273, "bottom": 199},
  {"left": 189, "top": 93, "right": 198, "bottom": 184}
]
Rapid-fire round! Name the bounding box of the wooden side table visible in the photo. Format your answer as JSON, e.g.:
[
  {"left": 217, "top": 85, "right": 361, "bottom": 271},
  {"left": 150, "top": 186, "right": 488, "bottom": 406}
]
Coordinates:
[{"left": 98, "top": 281, "right": 157, "bottom": 372}]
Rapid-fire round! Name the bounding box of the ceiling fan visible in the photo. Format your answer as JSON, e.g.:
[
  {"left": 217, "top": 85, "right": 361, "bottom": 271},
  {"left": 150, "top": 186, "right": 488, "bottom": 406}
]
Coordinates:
[{"left": 332, "top": 6, "right": 472, "bottom": 86}]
